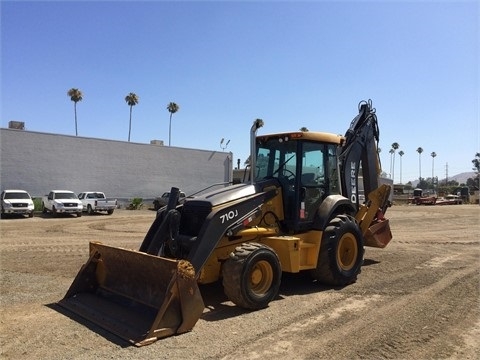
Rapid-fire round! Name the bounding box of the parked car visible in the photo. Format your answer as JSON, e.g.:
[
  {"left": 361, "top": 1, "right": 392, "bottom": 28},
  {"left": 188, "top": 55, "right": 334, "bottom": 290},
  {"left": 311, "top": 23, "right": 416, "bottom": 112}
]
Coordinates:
[
  {"left": 42, "top": 190, "right": 83, "bottom": 217},
  {"left": 1, "top": 189, "right": 35, "bottom": 218},
  {"left": 153, "top": 191, "right": 186, "bottom": 211},
  {"left": 78, "top": 192, "right": 117, "bottom": 215}
]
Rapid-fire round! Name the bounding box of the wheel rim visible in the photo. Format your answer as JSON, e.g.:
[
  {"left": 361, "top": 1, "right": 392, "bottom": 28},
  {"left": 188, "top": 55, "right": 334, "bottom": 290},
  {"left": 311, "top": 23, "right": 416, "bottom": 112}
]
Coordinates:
[
  {"left": 336, "top": 232, "right": 358, "bottom": 271},
  {"left": 249, "top": 260, "right": 273, "bottom": 295}
]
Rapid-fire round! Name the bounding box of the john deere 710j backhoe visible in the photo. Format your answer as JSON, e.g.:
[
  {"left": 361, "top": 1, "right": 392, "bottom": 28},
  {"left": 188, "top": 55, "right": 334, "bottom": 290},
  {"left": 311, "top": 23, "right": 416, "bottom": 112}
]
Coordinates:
[{"left": 59, "top": 100, "right": 392, "bottom": 346}]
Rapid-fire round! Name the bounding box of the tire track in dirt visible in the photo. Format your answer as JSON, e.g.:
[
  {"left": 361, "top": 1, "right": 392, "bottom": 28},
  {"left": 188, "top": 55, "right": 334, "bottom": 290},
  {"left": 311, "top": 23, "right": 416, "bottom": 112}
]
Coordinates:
[{"left": 217, "top": 264, "right": 478, "bottom": 360}]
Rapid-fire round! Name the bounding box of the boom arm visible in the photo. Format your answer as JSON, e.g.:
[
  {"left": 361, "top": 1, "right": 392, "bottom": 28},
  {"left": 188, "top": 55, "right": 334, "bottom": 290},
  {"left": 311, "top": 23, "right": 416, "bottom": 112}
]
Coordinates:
[
  {"left": 338, "top": 100, "right": 381, "bottom": 210},
  {"left": 339, "top": 100, "right": 392, "bottom": 248}
]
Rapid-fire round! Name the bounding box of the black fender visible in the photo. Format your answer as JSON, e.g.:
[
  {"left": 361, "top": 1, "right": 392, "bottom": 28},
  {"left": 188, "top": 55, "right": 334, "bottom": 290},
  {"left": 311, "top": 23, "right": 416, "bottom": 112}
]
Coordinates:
[{"left": 312, "top": 194, "right": 356, "bottom": 231}]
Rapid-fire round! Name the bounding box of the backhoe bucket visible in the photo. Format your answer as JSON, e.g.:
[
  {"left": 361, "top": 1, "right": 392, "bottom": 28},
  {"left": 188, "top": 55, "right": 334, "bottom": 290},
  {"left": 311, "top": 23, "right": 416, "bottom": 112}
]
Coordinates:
[
  {"left": 364, "top": 219, "right": 392, "bottom": 248},
  {"left": 58, "top": 242, "right": 205, "bottom": 346}
]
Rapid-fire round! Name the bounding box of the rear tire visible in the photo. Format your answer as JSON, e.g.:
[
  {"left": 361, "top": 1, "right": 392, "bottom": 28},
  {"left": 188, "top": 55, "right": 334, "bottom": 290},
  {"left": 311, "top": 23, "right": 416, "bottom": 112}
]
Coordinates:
[
  {"left": 311, "top": 215, "right": 363, "bottom": 286},
  {"left": 222, "top": 243, "right": 281, "bottom": 310},
  {"left": 107, "top": 209, "right": 114, "bottom": 215}
]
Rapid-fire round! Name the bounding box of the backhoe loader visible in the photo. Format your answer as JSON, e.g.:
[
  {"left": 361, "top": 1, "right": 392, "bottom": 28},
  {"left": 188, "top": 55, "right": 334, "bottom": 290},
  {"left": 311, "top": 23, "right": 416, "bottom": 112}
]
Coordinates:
[{"left": 59, "top": 99, "right": 393, "bottom": 346}]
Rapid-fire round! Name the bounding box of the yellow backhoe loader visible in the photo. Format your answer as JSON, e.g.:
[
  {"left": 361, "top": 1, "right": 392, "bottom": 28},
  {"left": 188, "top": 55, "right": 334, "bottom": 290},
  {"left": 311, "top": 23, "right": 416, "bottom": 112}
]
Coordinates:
[{"left": 59, "top": 99, "right": 392, "bottom": 346}]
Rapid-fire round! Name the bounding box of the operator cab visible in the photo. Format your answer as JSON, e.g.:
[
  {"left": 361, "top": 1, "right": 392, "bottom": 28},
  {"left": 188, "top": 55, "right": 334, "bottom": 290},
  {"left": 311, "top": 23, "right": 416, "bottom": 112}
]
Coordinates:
[{"left": 255, "top": 132, "right": 341, "bottom": 233}]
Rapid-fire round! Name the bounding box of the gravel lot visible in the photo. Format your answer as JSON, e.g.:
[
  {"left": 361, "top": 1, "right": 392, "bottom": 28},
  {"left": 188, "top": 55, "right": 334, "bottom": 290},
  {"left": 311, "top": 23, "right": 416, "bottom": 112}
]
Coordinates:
[{"left": 1, "top": 205, "right": 479, "bottom": 359}]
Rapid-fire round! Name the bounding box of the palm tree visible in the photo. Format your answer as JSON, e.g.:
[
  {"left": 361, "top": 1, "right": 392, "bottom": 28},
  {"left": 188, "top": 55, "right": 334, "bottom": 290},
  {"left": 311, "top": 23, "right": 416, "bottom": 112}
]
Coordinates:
[
  {"left": 431, "top": 152, "right": 437, "bottom": 189},
  {"left": 416, "top": 147, "right": 424, "bottom": 181},
  {"left": 125, "top": 93, "right": 139, "bottom": 142},
  {"left": 389, "top": 149, "right": 394, "bottom": 179},
  {"left": 67, "top": 88, "right": 83, "bottom": 136},
  {"left": 398, "top": 150, "right": 404, "bottom": 184},
  {"left": 391, "top": 142, "right": 400, "bottom": 183},
  {"left": 167, "top": 102, "right": 180, "bottom": 146}
]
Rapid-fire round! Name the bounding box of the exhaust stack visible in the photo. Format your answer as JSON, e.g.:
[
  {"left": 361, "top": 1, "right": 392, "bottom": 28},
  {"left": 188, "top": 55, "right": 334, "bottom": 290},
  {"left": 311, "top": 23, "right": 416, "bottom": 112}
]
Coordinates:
[{"left": 250, "top": 118, "right": 264, "bottom": 184}]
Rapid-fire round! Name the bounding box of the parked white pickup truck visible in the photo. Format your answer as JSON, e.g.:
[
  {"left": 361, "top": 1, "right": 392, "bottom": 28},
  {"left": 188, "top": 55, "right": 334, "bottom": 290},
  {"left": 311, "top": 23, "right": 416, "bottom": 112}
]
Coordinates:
[
  {"left": 42, "top": 190, "right": 83, "bottom": 217},
  {"left": 78, "top": 192, "right": 117, "bottom": 215},
  {"left": 1, "top": 189, "right": 35, "bottom": 218}
]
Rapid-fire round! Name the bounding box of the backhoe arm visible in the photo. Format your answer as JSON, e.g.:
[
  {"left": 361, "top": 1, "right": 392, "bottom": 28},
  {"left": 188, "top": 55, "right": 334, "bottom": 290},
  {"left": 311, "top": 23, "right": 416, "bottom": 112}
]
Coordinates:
[
  {"left": 338, "top": 100, "right": 382, "bottom": 210},
  {"left": 340, "top": 100, "right": 392, "bottom": 248}
]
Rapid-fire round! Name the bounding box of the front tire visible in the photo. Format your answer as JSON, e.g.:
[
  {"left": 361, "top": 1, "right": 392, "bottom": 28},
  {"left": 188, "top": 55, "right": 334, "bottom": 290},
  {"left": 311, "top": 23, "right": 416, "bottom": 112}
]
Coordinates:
[
  {"left": 222, "top": 243, "right": 282, "bottom": 310},
  {"left": 87, "top": 205, "right": 94, "bottom": 215},
  {"left": 311, "top": 215, "right": 364, "bottom": 286}
]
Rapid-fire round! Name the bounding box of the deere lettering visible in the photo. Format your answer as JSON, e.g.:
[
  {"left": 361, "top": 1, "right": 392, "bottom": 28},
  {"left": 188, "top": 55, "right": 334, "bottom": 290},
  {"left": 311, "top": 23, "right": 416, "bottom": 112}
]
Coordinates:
[
  {"left": 350, "top": 161, "right": 357, "bottom": 203},
  {"left": 220, "top": 209, "right": 238, "bottom": 224}
]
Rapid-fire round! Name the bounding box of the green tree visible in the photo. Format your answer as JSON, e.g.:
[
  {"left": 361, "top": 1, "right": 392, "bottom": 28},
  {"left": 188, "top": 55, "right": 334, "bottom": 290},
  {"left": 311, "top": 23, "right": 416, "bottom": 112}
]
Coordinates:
[
  {"left": 300, "top": 127, "right": 309, "bottom": 132},
  {"left": 472, "top": 152, "right": 480, "bottom": 173},
  {"left": 67, "top": 88, "right": 83, "bottom": 136},
  {"left": 466, "top": 177, "right": 478, "bottom": 189},
  {"left": 125, "top": 93, "right": 139, "bottom": 142},
  {"left": 167, "top": 102, "right": 180, "bottom": 146},
  {"left": 472, "top": 152, "right": 480, "bottom": 191}
]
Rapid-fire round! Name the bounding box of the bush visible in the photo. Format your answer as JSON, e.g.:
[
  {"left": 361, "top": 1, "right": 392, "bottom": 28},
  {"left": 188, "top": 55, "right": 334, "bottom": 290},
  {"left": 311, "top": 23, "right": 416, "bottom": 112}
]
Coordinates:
[
  {"left": 33, "top": 197, "right": 43, "bottom": 211},
  {"left": 128, "top": 197, "right": 143, "bottom": 210}
]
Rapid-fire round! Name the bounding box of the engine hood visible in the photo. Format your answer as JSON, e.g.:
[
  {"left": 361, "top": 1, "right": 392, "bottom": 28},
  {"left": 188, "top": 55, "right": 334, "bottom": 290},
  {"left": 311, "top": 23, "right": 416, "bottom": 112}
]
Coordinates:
[{"left": 185, "top": 183, "right": 257, "bottom": 208}]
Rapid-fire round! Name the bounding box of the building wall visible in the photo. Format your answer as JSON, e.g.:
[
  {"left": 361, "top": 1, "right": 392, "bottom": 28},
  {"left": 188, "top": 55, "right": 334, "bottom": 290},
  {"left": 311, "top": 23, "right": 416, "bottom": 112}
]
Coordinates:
[{"left": 0, "top": 128, "right": 232, "bottom": 199}]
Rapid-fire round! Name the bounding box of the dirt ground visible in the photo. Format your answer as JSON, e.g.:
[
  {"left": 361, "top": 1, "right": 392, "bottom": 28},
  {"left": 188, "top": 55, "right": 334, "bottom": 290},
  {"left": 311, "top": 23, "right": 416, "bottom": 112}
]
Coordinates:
[{"left": 1, "top": 205, "right": 479, "bottom": 360}]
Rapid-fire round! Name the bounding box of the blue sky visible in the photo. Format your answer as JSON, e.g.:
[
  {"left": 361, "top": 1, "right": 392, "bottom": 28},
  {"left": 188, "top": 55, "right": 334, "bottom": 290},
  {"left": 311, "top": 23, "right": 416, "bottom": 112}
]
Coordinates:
[{"left": 1, "top": 0, "right": 478, "bottom": 184}]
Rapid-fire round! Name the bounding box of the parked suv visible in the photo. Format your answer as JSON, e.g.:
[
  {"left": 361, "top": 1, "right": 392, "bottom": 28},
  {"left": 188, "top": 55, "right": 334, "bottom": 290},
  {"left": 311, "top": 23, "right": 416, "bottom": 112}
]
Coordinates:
[
  {"left": 153, "top": 191, "right": 186, "bottom": 210},
  {"left": 1, "top": 189, "right": 35, "bottom": 218}
]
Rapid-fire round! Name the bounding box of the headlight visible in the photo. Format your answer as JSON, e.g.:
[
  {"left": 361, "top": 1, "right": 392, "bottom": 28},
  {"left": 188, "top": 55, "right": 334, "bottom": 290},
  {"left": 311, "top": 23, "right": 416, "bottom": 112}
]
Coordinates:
[
  {"left": 54, "top": 201, "right": 64, "bottom": 208},
  {"left": 3, "top": 201, "right": 12, "bottom": 208}
]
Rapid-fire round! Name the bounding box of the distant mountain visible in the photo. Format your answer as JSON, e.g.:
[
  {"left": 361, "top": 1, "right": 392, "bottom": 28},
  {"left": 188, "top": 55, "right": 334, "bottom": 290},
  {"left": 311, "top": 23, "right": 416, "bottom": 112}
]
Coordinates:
[
  {"left": 446, "top": 172, "right": 477, "bottom": 184},
  {"left": 409, "top": 172, "right": 476, "bottom": 187}
]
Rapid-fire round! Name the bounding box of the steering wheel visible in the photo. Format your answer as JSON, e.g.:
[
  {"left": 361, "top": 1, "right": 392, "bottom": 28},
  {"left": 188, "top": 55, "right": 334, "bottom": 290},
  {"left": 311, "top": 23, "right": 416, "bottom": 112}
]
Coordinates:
[{"left": 281, "top": 169, "right": 295, "bottom": 181}]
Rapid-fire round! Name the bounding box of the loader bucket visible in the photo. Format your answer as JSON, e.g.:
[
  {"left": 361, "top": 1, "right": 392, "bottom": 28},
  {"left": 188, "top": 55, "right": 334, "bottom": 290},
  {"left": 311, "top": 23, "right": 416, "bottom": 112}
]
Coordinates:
[
  {"left": 364, "top": 219, "right": 392, "bottom": 248},
  {"left": 58, "top": 242, "right": 205, "bottom": 346}
]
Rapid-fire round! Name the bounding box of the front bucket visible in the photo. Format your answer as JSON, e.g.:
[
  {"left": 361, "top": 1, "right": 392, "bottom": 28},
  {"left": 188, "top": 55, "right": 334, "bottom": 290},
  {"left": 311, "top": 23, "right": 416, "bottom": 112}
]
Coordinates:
[
  {"left": 58, "top": 242, "right": 205, "bottom": 346},
  {"left": 364, "top": 219, "right": 392, "bottom": 248}
]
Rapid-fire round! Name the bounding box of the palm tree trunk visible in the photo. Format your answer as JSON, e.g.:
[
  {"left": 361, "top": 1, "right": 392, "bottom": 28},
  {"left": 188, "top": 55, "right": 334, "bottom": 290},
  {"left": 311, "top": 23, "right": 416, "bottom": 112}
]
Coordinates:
[
  {"left": 74, "top": 102, "right": 78, "bottom": 136},
  {"left": 400, "top": 157, "right": 403, "bottom": 184},
  {"left": 169, "top": 113, "right": 173, "bottom": 146},
  {"left": 128, "top": 106, "right": 132, "bottom": 142},
  {"left": 392, "top": 154, "right": 396, "bottom": 183},
  {"left": 419, "top": 155, "right": 422, "bottom": 181}
]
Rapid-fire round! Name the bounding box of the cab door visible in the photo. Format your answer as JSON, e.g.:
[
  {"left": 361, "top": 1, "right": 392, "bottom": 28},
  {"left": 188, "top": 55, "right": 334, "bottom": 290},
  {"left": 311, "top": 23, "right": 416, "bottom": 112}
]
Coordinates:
[{"left": 296, "top": 142, "right": 339, "bottom": 231}]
